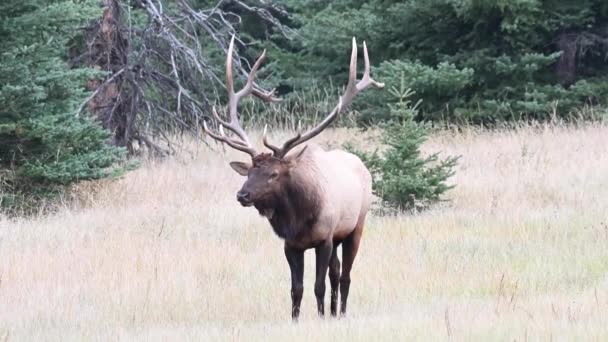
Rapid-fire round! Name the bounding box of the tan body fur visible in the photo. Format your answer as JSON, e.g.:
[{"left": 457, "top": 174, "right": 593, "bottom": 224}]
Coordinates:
[{"left": 282, "top": 144, "right": 372, "bottom": 249}]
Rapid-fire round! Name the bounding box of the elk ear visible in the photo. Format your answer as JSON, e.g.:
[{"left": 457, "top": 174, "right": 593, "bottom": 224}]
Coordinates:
[{"left": 229, "top": 161, "right": 251, "bottom": 176}]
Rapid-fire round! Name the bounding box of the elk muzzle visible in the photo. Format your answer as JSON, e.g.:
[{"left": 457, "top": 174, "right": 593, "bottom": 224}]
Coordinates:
[{"left": 236, "top": 190, "right": 253, "bottom": 206}]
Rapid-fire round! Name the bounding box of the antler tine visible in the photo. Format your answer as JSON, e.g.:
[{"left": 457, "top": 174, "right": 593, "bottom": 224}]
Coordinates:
[
  {"left": 267, "top": 37, "right": 383, "bottom": 158},
  {"left": 253, "top": 87, "right": 280, "bottom": 102},
  {"left": 205, "top": 34, "right": 280, "bottom": 158},
  {"left": 235, "top": 49, "right": 268, "bottom": 99},
  {"left": 212, "top": 106, "right": 229, "bottom": 127},
  {"left": 203, "top": 121, "right": 257, "bottom": 157},
  {"left": 358, "top": 41, "right": 385, "bottom": 90},
  {"left": 226, "top": 35, "right": 235, "bottom": 100},
  {"left": 222, "top": 35, "right": 253, "bottom": 145},
  {"left": 262, "top": 124, "right": 282, "bottom": 156},
  {"left": 346, "top": 37, "right": 358, "bottom": 93}
]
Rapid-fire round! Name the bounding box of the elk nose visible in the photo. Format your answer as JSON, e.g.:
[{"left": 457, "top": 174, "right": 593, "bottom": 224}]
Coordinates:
[{"left": 236, "top": 190, "right": 250, "bottom": 203}]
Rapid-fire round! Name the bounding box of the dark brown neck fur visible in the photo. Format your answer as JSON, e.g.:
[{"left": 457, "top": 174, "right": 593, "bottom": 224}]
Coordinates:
[{"left": 254, "top": 173, "right": 321, "bottom": 240}]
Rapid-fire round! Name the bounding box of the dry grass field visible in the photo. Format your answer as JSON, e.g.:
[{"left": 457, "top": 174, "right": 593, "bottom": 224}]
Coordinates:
[{"left": 1, "top": 123, "right": 608, "bottom": 341}]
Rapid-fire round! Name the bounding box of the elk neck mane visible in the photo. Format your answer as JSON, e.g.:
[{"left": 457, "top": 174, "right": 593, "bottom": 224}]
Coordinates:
[{"left": 254, "top": 148, "right": 326, "bottom": 240}]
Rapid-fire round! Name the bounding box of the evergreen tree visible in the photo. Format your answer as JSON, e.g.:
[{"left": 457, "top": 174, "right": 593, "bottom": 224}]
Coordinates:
[
  {"left": 273, "top": 0, "right": 608, "bottom": 123},
  {"left": 0, "top": 0, "right": 125, "bottom": 210},
  {"left": 351, "top": 76, "right": 459, "bottom": 211}
]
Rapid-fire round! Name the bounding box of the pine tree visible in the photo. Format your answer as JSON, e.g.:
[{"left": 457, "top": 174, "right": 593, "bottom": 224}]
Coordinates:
[
  {"left": 351, "top": 76, "right": 459, "bottom": 211},
  {"left": 0, "top": 0, "right": 125, "bottom": 210}
]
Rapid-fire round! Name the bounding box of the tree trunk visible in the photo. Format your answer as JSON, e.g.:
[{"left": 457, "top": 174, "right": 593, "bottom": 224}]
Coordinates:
[
  {"left": 555, "top": 32, "right": 577, "bottom": 86},
  {"left": 86, "top": 0, "right": 133, "bottom": 151}
]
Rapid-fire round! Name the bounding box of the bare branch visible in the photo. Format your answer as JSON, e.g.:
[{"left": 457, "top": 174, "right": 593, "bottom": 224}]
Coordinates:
[{"left": 82, "top": 0, "right": 289, "bottom": 155}]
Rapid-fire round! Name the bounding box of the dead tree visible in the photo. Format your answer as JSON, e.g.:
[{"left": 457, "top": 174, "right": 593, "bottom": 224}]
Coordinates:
[{"left": 79, "top": 0, "right": 292, "bottom": 155}]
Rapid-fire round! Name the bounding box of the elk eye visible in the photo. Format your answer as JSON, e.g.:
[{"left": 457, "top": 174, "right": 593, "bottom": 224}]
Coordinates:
[{"left": 270, "top": 170, "right": 279, "bottom": 179}]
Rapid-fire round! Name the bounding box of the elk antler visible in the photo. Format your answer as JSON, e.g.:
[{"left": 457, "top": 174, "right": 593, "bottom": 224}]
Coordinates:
[
  {"left": 203, "top": 35, "right": 280, "bottom": 158},
  {"left": 263, "top": 38, "right": 384, "bottom": 158}
]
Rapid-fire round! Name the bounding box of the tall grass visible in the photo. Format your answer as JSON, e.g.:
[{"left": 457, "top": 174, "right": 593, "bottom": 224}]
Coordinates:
[{"left": 1, "top": 122, "right": 608, "bottom": 340}]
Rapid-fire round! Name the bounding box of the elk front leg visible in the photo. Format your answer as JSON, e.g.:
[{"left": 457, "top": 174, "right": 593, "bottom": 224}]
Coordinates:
[
  {"left": 284, "top": 244, "right": 304, "bottom": 321},
  {"left": 314, "top": 239, "right": 333, "bottom": 317}
]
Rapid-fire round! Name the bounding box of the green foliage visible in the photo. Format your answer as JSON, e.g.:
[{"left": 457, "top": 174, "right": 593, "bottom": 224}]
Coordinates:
[
  {"left": 351, "top": 77, "right": 459, "bottom": 211},
  {"left": 0, "top": 0, "right": 126, "bottom": 211},
  {"left": 272, "top": 0, "right": 608, "bottom": 123},
  {"left": 360, "top": 60, "right": 475, "bottom": 123}
]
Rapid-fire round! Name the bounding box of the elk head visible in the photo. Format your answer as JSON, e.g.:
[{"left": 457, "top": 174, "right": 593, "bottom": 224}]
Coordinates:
[
  {"left": 204, "top": 35, "right": 384, "bottom": 209},
  {"left": 229, "top": 148, "right": 307, "bottom": 208}
]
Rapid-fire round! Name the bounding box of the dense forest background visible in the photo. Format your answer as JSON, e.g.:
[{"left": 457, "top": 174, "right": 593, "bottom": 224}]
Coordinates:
[{"left": 1, "top": 0, "right": 607, "bottom": 210}]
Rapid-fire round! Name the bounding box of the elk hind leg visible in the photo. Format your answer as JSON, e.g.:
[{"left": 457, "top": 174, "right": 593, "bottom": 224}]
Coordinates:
[
  {"left": 340, "top": 219, "right": 364, "bottom": 316},
  {"left": 328, "top": 245, "right": 341, "bottom": 317},
  {"left": 314, "top": 239, "right": 333, "bottom": 317}
]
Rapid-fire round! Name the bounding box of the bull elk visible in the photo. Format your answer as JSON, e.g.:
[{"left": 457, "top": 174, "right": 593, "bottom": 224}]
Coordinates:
[{"left": 204, "top": 35, "right": 384, "bottom": 320}]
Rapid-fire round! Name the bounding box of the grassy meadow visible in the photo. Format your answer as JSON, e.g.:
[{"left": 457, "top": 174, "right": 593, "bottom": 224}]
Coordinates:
[{"left": 1, "top": 123, "right": 608, "bottom": 340}]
